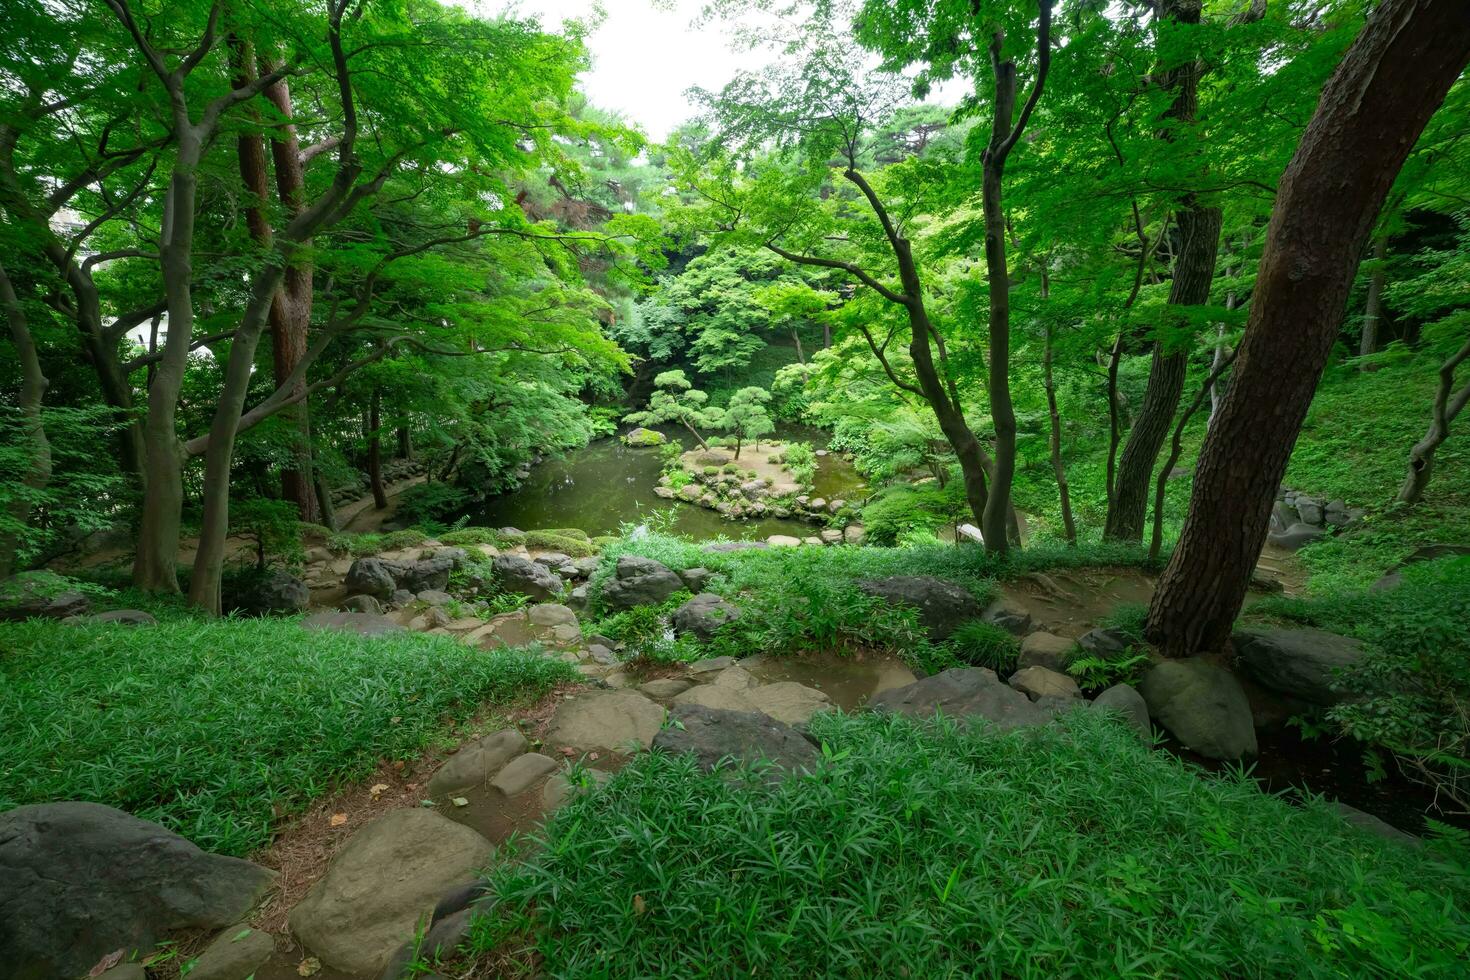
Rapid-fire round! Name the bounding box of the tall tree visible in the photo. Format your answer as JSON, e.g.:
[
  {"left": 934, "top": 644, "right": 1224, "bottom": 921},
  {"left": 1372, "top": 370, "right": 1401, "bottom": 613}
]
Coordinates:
[
  {"left": 1144, "top": 0, "right": 1470, "bottom": 656},
  {"left": 1104, "top": 0, "right": 1225, "bottom": 542}
]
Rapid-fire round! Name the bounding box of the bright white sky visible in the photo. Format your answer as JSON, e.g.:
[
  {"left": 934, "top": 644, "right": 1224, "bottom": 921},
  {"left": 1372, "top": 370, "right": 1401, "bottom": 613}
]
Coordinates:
[{"left": 492, "top": 0, "right": 774, "bottom": 139}]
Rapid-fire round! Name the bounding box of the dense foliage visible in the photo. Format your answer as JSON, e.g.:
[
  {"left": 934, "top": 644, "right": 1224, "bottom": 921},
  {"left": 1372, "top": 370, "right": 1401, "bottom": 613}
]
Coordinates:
[
  {"left": 469, "top": 709, "right": 1470, "bottom": 977},
  {"left": 0, "top": 611, "right": 574, "bottom": 854}
]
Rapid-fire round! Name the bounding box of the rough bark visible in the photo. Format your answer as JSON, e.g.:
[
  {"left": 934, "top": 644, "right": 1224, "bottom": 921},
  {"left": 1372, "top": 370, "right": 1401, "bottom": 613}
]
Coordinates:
[
  {"left": 262, "top": 64, "right": 318, "bottom": 522},
  {"left": 1105, "top": 0, "right": 1223, "bottom": 542},
  {"left": 397, "top": 426, "right": 412, "bottom": 459},
  {"left": 1397, "top": 334, "right": 1470, "bottom": 504},
  {"left": 0, "top": 260, "right": 51, "bottom": 577},
  {"left": 1359, "top": 232, "right": 1388, "bottom": 365},
  {"left": 1145, "top": 0, "right": 1470, "bottom": 655}
]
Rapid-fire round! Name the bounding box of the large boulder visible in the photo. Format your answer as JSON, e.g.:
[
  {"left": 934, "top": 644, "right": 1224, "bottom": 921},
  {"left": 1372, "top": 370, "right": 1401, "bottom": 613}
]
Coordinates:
[
  {"left": 345, "top": 558, "right": 399, "bottom": 600},
  {"left": 1268, "top": 522, "right": 1328, "bottom": 551},
  {"left": 1089, "top": 683, "right": 1151, "bottom": 738},
  {"left": 600, "top": 555, "right": 685, "bottom": 611},
  {"left": 491, "top": 554, "right": 563, "bottom": 602},
  {"left": 1019, "top": 631, "right": 1075, "bottom": 672},
  {"left": 89, "top": 609, "right": 158, "bottom": 627},
  {"left": 672, "top": 592, "right": 742, "bottom": 641},
  {"left": 675, "top": 667, "right": 833, "bottom": 727},
  {"left": 1008, "top": 666, "right": 1081, "bottom": 701},
  {"left": 399, "top": 556, "right": 453, "bottom": 594},
  {"left": 857, "top": 576, "right": 985, "bottom": 641},
  {"left": 427, "top": 729, "right": 528, "bottom": 798},
  {"left": 653, "top": 704, "right": 819, "bottom": 775},
  {"left": 288, "top": 809, "right": 493, "bottom": 974},
  {"left": 234, "top": 569, "right": 309, "bottom": 615},
  {"left": 870, "top": 667, "right": 1064, "bottom": 731},
  {"left": 0, "top": 802, "right": 276, "bottom": 980},
  {"left": 546, "top": 689, "right": 666, "bottom": 752},
  {"left": 1138, "top": 660, "right": 1257, "bottom": 760},
  {"left": 0, "top": 574, "right": 90, "bottom": 621},
  {"left": 622, "top": 427, "right": 667, "bottom": 447},
  {"left": 1232, "top": 627, "right": 1365, "bottom": 705}
]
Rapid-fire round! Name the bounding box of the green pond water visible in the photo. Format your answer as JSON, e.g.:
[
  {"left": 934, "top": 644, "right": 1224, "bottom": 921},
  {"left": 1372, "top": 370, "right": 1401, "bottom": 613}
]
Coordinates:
[{"left": 467, "top": 426, "right": 867, "bottom": 541}]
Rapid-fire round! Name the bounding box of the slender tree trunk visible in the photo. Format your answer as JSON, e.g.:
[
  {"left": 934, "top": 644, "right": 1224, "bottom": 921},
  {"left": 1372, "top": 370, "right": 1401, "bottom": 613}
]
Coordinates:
[
  {"left": 1208, "top": 240, "right": 1244, "bottom": 427},
  {"left": 368, "top": 387, "right": 388, "bottom": 509},
  {"left": 974, "top": 4, "right": 1051, "bottom": 556},
  {"left": 1106, "top": 0, "right": 1225, "bottom": 541},
  {"left": 0, "top": 260, "right": 51, "bottom": 577},
  {"left": 1042, "top": 321, "right": 1077, "bottom": 545},
  {"left": 134, "top": 125, "right": 208, "bottom": 593},
  {"left": 313, "top": 467, "right": 338, "bottom": 531},
  {"left": 1105, "top": 203, "right": 1224, "bottom": 542},
  {"left": 186, "top": 266, "right": 288, "bottom": 612},
  {"left": 1360, "top": 232, "right": 1388, "bottom": 366},
  {"left": 822, "top": 321, "right": 832, "bottom": 349},
  {"left": 1145, "top": 0, "right": 1470, "bottom": 655},
  {"left": 397, "top": 426, "right": 412, "bottom": 459},
  {"left": 1397, "top": 335, "right": 1470, "bottom": 504},
  {"left": 792, "top": 329, "right": 805, "bottom": 364},
  {"left": 1149, "top": 351, "right": 1236, "bottom": 562}
]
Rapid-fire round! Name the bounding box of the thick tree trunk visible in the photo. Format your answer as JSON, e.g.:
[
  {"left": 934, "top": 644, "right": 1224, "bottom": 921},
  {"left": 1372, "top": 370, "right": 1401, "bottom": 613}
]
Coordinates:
[
  {"left": 1397, "top": 335, "right": 1470, "bottom": 504},
  {"left": 397, "top": 426, "right": 412, "bottom": 459},
  {"left": 368, "top": 387, "right": 388, "bottom": 509},
  {"left": 1145, "top": 0, "right": 1470, "bottom": 655},
  {"left": 0, "top": 260, "right": 51, "bottom": 577},
  {"left": 1360, "top": 233, "right": 1388, "bottom": 366},
  {"left": 262, "top": 65, "right": 318, "bottom": 523}
]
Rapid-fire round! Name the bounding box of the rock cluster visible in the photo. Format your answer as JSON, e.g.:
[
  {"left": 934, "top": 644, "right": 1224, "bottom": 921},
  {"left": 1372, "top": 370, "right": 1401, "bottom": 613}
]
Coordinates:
[{"left": 1267, "top": 488, "right": 1365, "bottom": 551}]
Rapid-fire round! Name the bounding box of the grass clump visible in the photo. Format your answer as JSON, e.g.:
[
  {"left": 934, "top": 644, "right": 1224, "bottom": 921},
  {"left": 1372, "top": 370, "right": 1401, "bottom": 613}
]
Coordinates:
[
  {"left": 0, "top": 617, "right": 575, "bottom": 855},
  {"left": 326, "top": 528, "right": 429, "bottom": 556},
  {"left": 522, "top": 530, "right": 596, "bottom": 558},
  {"left": 440, "top": 527, "right": 505, "bottom": 548},
  {"left": 944, "top": 620, "right": 1018, "bottom": 673},
  {"left": 466, "top": 709, "right": 1470, "bottom": 978}
]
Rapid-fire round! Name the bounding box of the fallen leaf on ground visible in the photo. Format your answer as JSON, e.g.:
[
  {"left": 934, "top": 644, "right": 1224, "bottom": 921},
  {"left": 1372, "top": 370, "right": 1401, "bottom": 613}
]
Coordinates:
[
  {"left": 452, "top": 797, "right": 469, "bottom": 807},
  {"left": 297, "top": 956, "right": 322, "bottom": 976},
  {"left": 87, "top": 950, "right": 124, "bottom": 977},
  {"left": 633, "top": 894, "right": 647, "bottom": 916},
  {"left": 329, "top": 813, "right": 348, "bottom": 827},
  {"left": 369, "top": 783, "right": 389, "bottom": 799}
]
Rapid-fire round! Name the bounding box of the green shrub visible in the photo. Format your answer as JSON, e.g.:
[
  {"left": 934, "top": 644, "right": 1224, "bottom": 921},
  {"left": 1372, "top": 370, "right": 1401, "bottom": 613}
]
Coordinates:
[
  {"left": 541, "top": 527, "right": 592, "bottom": 542},
  {"left": 467, "top": 710, "right": 1470, "bottom": 978},
  {"left": 667, "top": 469, "right": 692, "bottom": 492},
  {"left": 395, "top": 482, "right": 469, "bottom": 527},
  {"left": 325, "top": 528, "right": 430, "bottom": 556},
  {"left": 783, "top": 442, "right": 817, "bottom": 483},
  {"left": 722, "top": 463, "right": 739, "bottom": 474},
  {"left": 523, "top": 531, "right": 596, "bottom": 558},
  {"left": 1246, "top": 556, "right": 1470, "bottom": 811},
  {"left": 945, "top": 620, "right": 1018, "bottom": 672},
  {"left": 0, "top": 618, "right": 575, "bottom": 855},
  {"left": 861, "top": 482, "right": 968, "bottom": 546},
  {"left": 228, "top": 498, "right": 303, "bottom": 571},
  {"left": 702, "top": 466, "right": 719, "bottom": 477},
  {"left": 440, "top": 527, "right": 504, "bottom": 547},
  {"left": 1068, "top": 651, "right": 1150, "bottom": 690},
  {"left": 1100, "top": 602, "right": 1148, "bottom": 642}
]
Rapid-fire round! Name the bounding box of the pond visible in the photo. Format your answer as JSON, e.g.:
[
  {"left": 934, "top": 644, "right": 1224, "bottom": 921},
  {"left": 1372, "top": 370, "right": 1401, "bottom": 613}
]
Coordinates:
[{"left": 464, "top": 424, "right": 868, "bottom": 541}]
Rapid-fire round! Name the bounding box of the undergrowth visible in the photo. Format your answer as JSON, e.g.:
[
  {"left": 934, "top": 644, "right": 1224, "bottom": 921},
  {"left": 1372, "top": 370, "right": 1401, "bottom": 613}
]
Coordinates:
[
  {"left": 0, "top": 616, "right": 575, "bottom": 855},
  {"left": 465, "top": 709, "right": 1470, "bottom": 978}
]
